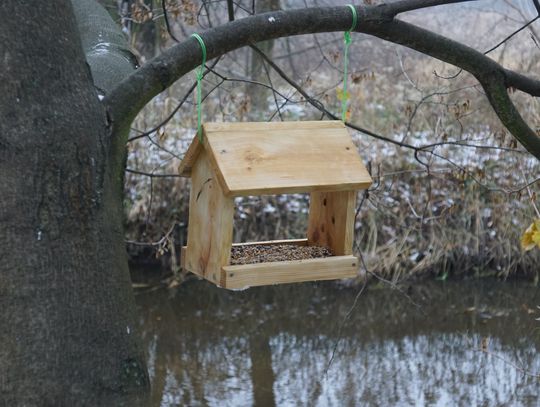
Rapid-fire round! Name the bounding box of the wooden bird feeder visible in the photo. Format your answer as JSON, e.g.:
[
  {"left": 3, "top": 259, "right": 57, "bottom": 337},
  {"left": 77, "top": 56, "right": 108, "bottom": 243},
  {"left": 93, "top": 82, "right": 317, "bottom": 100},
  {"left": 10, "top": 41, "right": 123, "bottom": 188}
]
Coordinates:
[{"left": 179, "top": 121, "right": 372, "bottom": 290}]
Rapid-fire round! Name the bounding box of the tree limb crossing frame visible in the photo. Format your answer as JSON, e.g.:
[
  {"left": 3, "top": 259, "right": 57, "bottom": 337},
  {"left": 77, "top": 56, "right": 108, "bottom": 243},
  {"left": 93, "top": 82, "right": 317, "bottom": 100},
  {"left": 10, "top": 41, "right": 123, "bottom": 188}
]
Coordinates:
[{"left": 104, "top": 0, "right": 540, "bottom": 160}]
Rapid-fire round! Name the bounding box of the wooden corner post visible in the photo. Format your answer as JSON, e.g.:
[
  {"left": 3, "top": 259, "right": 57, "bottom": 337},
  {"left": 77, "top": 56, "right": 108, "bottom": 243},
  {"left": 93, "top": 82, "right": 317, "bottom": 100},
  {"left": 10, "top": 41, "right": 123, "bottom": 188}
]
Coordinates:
[{"left": 307, "top": 190, "right": 357, "bottom": 255}]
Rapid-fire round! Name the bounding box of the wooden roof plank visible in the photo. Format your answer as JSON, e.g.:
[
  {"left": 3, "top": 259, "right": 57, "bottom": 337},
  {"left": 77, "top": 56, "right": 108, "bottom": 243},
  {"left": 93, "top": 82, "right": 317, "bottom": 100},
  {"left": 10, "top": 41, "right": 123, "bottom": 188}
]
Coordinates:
[{"left": 204, "top": 121, "right": 372, "bottom": 196}]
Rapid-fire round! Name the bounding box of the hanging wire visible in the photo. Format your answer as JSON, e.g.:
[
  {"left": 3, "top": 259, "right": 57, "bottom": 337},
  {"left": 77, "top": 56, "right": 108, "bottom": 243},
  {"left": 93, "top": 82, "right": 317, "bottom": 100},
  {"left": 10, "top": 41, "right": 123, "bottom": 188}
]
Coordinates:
[
  {"left": 191, "top": 33, "right": 207, "bottom": 142},
  {"left": 342, "top": 4, "right": 358, "bottom": 122}
]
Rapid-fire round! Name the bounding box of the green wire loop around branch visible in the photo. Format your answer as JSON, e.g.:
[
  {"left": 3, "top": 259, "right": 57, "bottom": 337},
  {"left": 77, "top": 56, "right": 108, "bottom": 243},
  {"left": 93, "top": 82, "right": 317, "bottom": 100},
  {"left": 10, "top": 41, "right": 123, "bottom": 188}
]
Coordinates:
[
  {"left": 191, "top": 33, "right": 207, "bottom": 142},
  {"left": 342, "top": 4, "right": 358, "bottom": 122},
  {"left": 347, "top": 4, "right": 358, "bottom": 32}
]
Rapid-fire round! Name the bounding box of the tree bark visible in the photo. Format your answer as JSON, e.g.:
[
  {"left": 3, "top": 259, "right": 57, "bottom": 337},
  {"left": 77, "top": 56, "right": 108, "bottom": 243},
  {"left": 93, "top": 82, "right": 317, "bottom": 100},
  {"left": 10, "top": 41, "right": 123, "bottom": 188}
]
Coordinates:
[{"left": 0, "top": 1, "right": 148, "bottom": 405}]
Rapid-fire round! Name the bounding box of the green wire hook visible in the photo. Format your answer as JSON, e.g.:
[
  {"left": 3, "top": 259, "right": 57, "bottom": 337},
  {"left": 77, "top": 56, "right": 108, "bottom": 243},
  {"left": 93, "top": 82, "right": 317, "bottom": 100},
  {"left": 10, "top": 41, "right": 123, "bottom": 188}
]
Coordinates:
[
  {"left": 191, "top": 33, "right": 207, "bottom": 142},
  {"left": 342, "top": 5, "right": 358, "bottom": 122}
]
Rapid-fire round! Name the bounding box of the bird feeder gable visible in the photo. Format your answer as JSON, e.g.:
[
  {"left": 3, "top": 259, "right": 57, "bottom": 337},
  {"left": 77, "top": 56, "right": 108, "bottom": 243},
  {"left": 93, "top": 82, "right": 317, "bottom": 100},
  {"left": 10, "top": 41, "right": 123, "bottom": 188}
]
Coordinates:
[
  {"left": 179, "top": 121, "right": 373, "bottom": 290},
  {"left": 178, "top": 131, "right": 203, "bottom": 178}
]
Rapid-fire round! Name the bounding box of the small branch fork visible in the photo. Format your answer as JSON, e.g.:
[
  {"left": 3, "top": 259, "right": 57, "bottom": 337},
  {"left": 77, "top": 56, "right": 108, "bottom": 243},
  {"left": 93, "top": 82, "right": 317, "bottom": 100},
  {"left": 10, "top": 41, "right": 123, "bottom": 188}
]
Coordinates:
[{"left": 125, "top": 221, "right": 183, "bottom": 248}]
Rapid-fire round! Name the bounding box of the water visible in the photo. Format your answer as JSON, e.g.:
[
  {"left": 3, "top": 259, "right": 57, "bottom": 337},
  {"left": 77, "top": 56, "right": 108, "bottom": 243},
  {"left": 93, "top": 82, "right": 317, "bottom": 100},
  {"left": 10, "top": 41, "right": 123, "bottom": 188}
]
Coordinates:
[{"left": 135, "top": 280, "right": 540, "bottom": 406}]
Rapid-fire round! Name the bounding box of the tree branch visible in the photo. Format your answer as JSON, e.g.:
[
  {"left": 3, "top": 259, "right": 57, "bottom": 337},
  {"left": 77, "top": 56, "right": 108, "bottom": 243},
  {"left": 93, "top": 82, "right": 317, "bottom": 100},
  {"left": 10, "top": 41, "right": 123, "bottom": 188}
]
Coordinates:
[
  {"left": 480, "top": 73, "right": 540, "bottom": 158},
  {"left": 126, "top": 168, "right": 181, "bottom": 178},
  {"left": 226, "top": 0, "right": 235, "bottom": 22},
  {"left": 534, "top": 0, "right": 540, "bottom": 16},
  {"left": 384, "top": 0, "right": 478, "bottom": 16},
  {"left": 162, "top": 0, "right": 180, "bottom": 43},
  {"left": 71, "top": 0, "right": 138, "bottom": 95},
  {"left": 363, "top": 18, "right": 540, "bottom": 158},
  {"left": 105, "top": 1, "right": 540, "bottom": 160}
]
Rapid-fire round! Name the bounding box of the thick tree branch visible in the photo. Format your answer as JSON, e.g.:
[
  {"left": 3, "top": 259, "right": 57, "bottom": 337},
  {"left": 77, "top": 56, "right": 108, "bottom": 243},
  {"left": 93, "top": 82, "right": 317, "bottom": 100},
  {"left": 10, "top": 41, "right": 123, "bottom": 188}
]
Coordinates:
[
  {"left": 480, "top": 73, "right": 540, "bottom": 158},
  {"left": 505, "top": 69, "right": 540, "bottom": 96},
  {"left": 71, "top": 0, "right": 137, "bottom": 95},
  {"left": 105, "top": 2, "right": 540, "bottom": 160}
]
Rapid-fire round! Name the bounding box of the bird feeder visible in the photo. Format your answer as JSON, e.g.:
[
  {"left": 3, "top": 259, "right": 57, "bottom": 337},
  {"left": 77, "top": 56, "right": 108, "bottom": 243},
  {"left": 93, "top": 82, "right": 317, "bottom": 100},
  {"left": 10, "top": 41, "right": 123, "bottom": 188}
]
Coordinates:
[{"left": 178, "top": 121, "right": 372, "bottom": 290}]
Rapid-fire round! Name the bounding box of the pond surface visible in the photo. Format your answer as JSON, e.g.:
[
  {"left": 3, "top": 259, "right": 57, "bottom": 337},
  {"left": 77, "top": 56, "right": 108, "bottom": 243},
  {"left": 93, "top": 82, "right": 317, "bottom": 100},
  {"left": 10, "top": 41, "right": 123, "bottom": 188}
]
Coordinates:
[{"left": 135, "top": 279, "right": 540, "bottom": 406}]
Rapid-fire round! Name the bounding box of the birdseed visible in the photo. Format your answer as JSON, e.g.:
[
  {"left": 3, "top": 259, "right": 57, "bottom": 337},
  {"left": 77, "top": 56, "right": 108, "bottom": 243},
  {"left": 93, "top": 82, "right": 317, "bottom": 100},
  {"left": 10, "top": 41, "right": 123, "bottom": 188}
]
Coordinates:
[{"left": 230, "top": 244, "right": 332, "bottom": 265}]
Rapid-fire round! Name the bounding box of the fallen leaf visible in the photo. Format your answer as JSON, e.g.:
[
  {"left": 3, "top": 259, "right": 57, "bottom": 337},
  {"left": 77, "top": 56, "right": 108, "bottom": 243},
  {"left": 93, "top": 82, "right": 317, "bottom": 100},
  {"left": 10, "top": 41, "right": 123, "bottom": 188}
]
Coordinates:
[{"left": 521, "top": 219, "right": 540, "bottom": 251}]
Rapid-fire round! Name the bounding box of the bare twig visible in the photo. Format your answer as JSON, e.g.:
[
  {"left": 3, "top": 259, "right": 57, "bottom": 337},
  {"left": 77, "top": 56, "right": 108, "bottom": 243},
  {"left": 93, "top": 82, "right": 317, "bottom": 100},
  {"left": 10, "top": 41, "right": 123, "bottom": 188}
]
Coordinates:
[
  {"left": 325, "top": 192, "right": 370, "bottom": 375},
  {"left": 161, "top": 0, "right": 180, "bottom": 43},
  {"left": 126, "top": 222, "right": 181, "bottom": 247},
  {"left": 522, "top": 170, "right": 540, "bottom": 217},
  {"left": 126, "top": 168, "right": 182, "bottom": 178},
  {"left": 484, "top": 16, "right": 539, "bottom": 55},
  {"left": 250, "top": 44, "right": 420, "bottom": 151},
  {"left": 226, "top": 0, "right": 235, "bottom": 21},
  {"left": 128, "top": 57, "right": 221, "bottom": 143},
  {"left": 324, "top": 275, "right": 368, "bottom": 375},
  {"left": 475, "top": 346, "right": 540, "bottom": 379}
]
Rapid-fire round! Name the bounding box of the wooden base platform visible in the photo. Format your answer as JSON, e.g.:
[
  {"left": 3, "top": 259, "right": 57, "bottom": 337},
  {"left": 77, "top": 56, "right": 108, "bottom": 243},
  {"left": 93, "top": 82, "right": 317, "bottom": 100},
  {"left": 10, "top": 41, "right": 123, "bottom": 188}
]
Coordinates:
[{"left": 181, "top": 239, "right": 359, "bottom": 290}]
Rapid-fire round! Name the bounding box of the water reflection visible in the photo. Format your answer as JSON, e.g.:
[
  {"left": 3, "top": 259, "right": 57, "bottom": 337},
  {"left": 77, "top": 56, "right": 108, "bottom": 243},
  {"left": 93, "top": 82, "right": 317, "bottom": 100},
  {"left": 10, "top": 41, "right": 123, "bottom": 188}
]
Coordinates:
[{"left": 135, "top": 280, "right": 540, "bottom": 406}]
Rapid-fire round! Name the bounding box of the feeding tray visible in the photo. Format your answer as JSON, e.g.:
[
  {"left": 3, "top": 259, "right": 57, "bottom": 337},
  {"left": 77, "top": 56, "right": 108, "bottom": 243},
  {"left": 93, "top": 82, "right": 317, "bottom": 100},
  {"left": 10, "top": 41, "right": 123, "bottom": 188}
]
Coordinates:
[{"left": 178, "top": 121, "right": 372, "bottom": 290}]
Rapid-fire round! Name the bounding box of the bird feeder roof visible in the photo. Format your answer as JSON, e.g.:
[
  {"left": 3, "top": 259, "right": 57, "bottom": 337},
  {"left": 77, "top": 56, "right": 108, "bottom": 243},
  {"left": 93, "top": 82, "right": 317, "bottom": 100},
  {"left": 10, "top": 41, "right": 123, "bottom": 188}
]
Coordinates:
[{"left": 178, "top": 121, "right": 372, "bottom": 197}]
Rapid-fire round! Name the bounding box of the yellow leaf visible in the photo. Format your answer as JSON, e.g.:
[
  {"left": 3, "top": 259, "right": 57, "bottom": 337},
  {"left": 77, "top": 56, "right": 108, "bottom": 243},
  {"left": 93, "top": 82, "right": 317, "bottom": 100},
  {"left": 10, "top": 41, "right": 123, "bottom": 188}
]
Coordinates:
[
  {"left": 533, "top": 223, "right": 540, "bottom": 245},
  {"left": 336, "top": 87, "right": 350, "bottom": 102},
  {"left": 521, "top": 218, "right": 540, "bottom": 251}
]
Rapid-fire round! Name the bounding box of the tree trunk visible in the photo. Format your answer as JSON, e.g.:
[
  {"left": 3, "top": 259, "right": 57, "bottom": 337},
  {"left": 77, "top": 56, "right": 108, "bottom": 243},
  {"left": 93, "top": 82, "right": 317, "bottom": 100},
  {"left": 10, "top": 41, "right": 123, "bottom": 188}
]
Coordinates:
[
  {"left": 0, "top": 1, "right": 148, "bottom": 405},
  {"left": 248, "top": 0, "right": 281, "bottom": 120}
]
